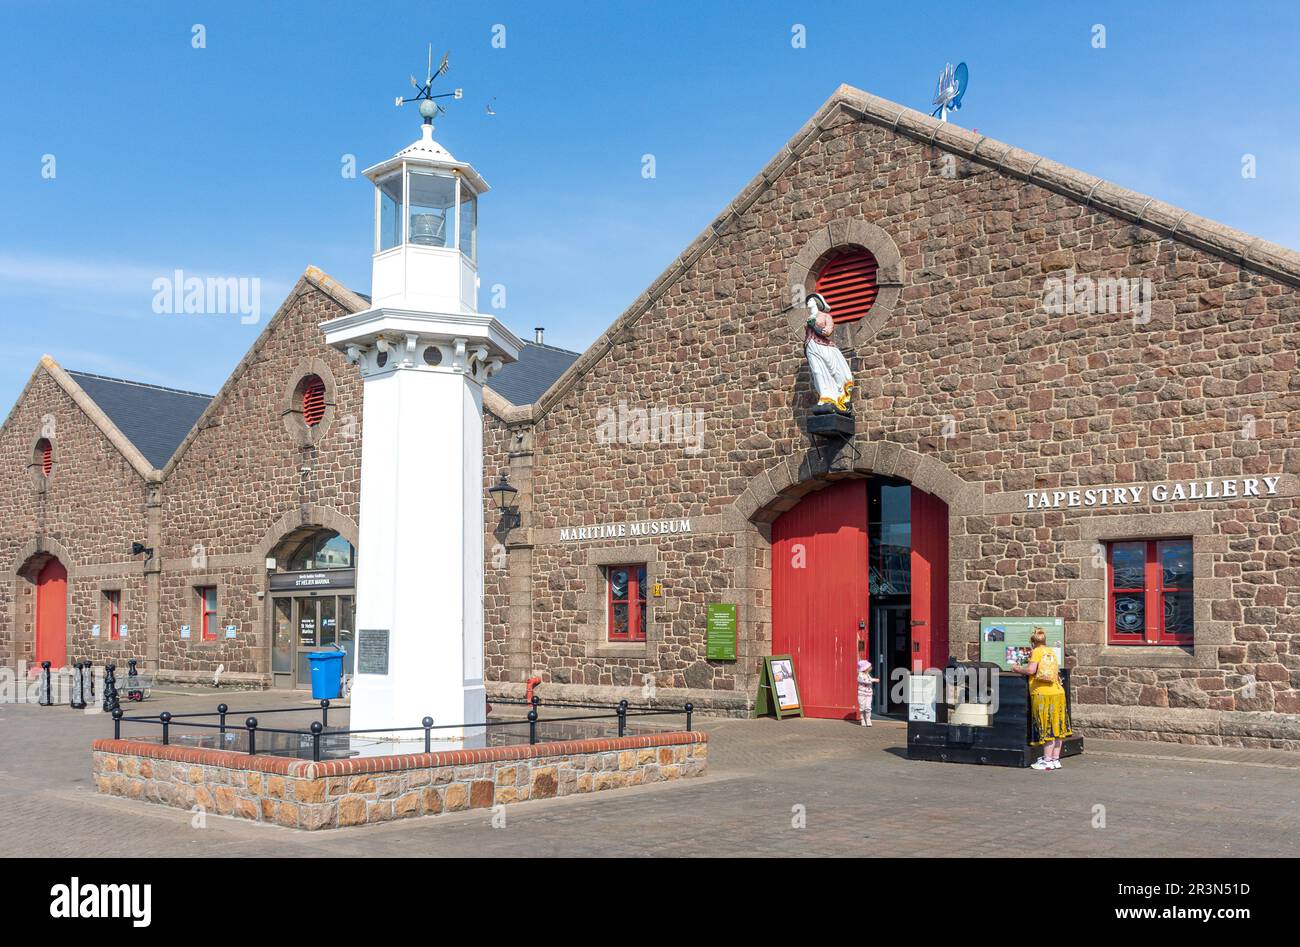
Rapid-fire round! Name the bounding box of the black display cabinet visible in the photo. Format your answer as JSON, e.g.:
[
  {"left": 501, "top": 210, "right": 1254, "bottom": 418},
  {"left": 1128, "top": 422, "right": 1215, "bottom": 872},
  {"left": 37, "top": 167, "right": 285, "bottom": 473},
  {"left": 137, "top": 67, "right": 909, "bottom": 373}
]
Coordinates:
[{"left": 907, "top": 668, "right": 1084, "bottom": 767}]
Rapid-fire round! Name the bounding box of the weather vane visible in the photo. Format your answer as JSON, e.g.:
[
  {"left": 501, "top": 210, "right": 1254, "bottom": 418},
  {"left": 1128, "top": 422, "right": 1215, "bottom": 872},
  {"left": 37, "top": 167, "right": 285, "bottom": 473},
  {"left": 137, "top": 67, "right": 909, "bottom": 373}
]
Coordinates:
[{"left": 396, "top": 44, "right": 463, "bottom": 127}]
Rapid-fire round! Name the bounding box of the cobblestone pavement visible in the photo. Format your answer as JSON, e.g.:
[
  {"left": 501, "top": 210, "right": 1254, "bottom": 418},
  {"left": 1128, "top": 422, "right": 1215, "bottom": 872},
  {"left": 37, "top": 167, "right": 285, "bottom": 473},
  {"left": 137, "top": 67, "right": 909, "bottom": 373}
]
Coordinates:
[{"left": 2, "top": 689, "right": 1297, "bottom": 858}]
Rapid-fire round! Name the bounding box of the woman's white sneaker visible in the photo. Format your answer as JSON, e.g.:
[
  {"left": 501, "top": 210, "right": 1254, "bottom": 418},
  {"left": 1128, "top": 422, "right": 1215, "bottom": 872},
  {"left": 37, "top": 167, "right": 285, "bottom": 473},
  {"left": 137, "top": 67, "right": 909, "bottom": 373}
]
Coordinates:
[
  {"left": 1030, "top": 758, "right": 1051, "bottom": 770},
  {"left": 1048, "top": 759, "right": 1062, "bottom": 770}
]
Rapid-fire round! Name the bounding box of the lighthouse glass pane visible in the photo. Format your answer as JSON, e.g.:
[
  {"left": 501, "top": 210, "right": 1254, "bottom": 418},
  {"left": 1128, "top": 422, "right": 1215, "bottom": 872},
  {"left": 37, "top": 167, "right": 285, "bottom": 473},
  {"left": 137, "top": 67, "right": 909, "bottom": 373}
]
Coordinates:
[
  {"left": 460, "top": 187, "right": 476, "bottom": 261},
  {"left": 407, "top": 170, "right": 456, "bottom": 249},
  {"left": 377, "top": 172, "right": 402, "bottom": 252}
]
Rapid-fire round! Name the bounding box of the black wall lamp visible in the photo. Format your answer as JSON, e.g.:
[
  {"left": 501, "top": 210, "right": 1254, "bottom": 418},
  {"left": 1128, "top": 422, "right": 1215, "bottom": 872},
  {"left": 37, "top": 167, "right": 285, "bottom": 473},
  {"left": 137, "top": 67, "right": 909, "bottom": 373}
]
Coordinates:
[
  {"left": 488, "top": 471, "right": 521, "bottom": 529},
  {"left": 130, "top": 541, "right": 155, "bottom": 564}
]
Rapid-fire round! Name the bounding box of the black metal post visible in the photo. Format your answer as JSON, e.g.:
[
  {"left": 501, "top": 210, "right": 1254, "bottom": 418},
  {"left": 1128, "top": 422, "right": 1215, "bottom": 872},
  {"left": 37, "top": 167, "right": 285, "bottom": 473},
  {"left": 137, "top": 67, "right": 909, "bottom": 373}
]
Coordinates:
[
  {"left": 320, "top": 699, "right": 330, "bottom": 728},
  {"left": 527, "top": 708, "right": 538, "bottom": 745},
  {"left": 617, "top": 699, "right": 628, "bottom": 738},
  {"left": 685, "top": 702, "right": 694, "bottom": 731},
  {"left": 160, "top": 711, "right": 171, "bottom": 746},
  {"left": 422, "top": 716, "right": 433, "bottom": 754},
  {"left": 102, "top": 664, "right": 118, "bottom": 713},
  {"left": 217, "top": 703, "right": 228, "bottom": 739},
  {"left": 86, "top": 660, "right": 95, "bottom": 699},
  {"left": 246, "top": 717, "right": 258, "bottom": 756},
  {"left": 310, "top": 722, "right": 322, "bottom": 762},
  {"left": 39, "top": 661, "right": 52, "bottom": 706},
  {"left": 112, "top": 707, "right": 123, "bottom": 739}
]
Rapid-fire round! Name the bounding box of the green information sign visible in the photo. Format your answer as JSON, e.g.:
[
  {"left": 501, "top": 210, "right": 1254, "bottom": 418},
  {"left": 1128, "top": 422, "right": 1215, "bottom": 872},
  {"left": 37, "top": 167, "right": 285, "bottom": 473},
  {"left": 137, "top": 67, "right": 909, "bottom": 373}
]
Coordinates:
[
  {"left": 706, "top": 603, "right": 737, "bottom": 662},
  {"left": 979, "top": 616, "right": 1065, "bottom": 671}
]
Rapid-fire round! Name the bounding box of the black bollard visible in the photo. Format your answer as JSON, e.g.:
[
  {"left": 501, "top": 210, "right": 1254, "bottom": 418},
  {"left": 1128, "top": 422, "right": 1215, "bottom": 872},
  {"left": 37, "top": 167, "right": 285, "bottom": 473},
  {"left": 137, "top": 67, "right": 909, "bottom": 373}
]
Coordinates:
[
  {"left": 245, "top": 717, "right": 258, "bottom": 756},
  {"left": 38, "top": 661, "right": 52, "bottom": 706},
  {"left": 617, "top": 699, "right": 628, "bottom": 738},
  {"left": 423, "top": 716, "right": 434, "bottom": 754},
  {"left": 70, "top": 662, "right": 86, "bottom": 710},
  {"left": 102, "top": 664, "right": 119, "bottom": 713},
  {"left": 218, "top": 703, "right": 229, "bottom": 739},
  {"left": 527, "top": 708, "right": 538, "bottom": 746},
  {"left": 160, "top": 711, "right": 171, "bottom": 745},
  {"left": 310, "top": 722, "right": 323, "bottom": 762},
  {"left": 320, "top": 699, "right": 330, "bottom": 728},
  {"left": 685, "top": 702, "right": 694, "bottom": 731},
  {"left": 112, "top": 707, "right": 123, "bottom": 739}
]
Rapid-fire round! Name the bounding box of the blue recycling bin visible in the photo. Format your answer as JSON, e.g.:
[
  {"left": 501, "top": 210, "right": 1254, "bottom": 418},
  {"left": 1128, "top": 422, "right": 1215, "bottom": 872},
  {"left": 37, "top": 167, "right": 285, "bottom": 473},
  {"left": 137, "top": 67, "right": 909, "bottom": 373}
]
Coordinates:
[{"left": 308, "top": 651, "right": 344, "bottom": 700}]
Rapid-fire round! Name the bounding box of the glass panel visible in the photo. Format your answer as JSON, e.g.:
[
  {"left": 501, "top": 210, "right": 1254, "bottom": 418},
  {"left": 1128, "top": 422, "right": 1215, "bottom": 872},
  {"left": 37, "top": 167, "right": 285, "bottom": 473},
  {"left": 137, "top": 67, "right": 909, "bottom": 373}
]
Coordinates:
[
  {"left": 297, "top": 601, "right": 317, "bottom": 687},
  {"left": 283, "top": 531, "right": 354, "bottom": 571},
  {"left": 407, "top": 170, "right": 456, "bottom": 248},
  {"left": 609, "top": 568, "right": 629, "bottom": 601},
  {"left": 636, "top": 567, "right": 647, "bottom": 601},
  {"left": 272, "top": 599, "right": 292, "bottom": 674},
  {"left": 1160, "top": 540, "right": 1193, "bottom": 588},
  {"left": 460, "top": 186, "right": 476, "bottom": 260},
  {"left": 1162, "top": 590, "right": 1193, "bottom": 639},
  {"left": 204, "top": 587, "right": 218, "bottom": 612},
  {"left": 1113, "top": 592, "right": 1145, "bottom": 636},
  {"left": 377, "top": 172, "right": 402, "bottom": 251},
  {"left": 612, "top": 603, "right": 629, "bottom": 636},
  {"left": 338, "top": 595, "right": 355, "bottom": 675},
  {"left": 1111, "top": 543, "right": 1146, "bottom": 588},
  {"left": 869, "top": 481, "right": 911, "bottom": 597},
  {"left": 637, "top": 602, "right": 647, "bottom": 641},
  {"left": 319, "top": 597, "right": 337, "bottom": 647}
]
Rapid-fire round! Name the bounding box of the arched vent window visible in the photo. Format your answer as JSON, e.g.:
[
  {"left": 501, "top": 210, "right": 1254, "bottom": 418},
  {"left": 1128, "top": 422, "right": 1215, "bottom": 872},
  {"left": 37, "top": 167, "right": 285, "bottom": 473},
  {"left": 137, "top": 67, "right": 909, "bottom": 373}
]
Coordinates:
[
  {"left": 814, "top": 248, "right": 879, "bottom": 324},
  {"left": 301, "top": 376, "right": 326, "bottom": 428},
  {"left": 35, "top": 439, "right": 53, "bottom": 477}
]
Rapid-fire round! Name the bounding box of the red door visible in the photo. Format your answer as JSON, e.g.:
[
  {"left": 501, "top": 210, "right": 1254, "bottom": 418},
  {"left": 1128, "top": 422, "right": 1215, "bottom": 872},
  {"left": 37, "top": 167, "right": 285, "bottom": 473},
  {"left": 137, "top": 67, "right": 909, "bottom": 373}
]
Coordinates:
[
  {"left": 910, "top": 489, "right": 949, "bottom": 672},
  {"left": 35, "top": 558, "right": 68, "bottom": 667},
  {"left": 772, "top": 480, "right": 869, "bottom": 719}
]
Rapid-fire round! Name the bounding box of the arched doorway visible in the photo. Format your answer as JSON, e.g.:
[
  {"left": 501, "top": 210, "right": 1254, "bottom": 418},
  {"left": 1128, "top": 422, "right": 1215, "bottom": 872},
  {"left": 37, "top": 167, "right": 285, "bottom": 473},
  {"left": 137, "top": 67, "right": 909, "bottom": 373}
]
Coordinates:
[
  {"left": 35, "top": 557, "right": 68, "bottom": 668},
  {"left": 772, "top": 477, "right": 948, "bottom": 719},
  {"left": 267, "top": 528, "right": 357, "bottom": 689}
]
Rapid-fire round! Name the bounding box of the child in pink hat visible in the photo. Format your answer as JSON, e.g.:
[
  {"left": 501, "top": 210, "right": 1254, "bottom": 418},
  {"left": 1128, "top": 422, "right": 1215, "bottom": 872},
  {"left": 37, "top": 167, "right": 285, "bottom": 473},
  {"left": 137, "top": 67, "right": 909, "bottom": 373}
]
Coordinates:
[{"left": 857, "top": 660, "right": 878, "bottom": 727}]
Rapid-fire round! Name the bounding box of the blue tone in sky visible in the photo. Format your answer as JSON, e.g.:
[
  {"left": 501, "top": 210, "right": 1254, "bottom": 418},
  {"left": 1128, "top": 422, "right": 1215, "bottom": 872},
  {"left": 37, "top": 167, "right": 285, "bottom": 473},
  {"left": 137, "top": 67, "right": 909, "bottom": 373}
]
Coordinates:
[{"left": 1, "top": 1, "right": 1296, "bottom": 410}]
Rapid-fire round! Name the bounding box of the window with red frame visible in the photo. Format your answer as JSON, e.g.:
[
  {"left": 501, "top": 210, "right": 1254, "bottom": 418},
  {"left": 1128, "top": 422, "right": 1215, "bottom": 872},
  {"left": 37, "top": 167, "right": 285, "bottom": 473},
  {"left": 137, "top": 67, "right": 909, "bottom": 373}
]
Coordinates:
[
  {"left": 105, "top": 590, "right": 121, "bottom": 641},
  {"left": 301, "top": 376, "right": 326, "bottom": 428},
  {"left": 1108, "top": 539, "right": 1193, "bottom": 646},
  {"left": 607, "top": 565, "right": 647, "bottom": 642},
  {"left": 35, "top": 438, "right": 53, "bottom": 477},
  {"left": 199, "top": 586, "right": 219, "bottom": 641},
  {"left": 814, "top": 247, "right": 879, "bottom": 324}
]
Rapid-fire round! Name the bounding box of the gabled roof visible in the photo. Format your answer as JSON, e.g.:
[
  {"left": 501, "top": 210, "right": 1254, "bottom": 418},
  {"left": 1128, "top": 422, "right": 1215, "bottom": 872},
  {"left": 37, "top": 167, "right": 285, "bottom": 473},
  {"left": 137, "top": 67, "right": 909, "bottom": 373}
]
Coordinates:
[
  {"left": 528, "top": 83, "right": 1300, "bottom": 420},
  {"left": 486, "top": 342, "right": 580, "bottom": 406},
  {"left": 66, "top": 372, "right": 213, "bottom": 470}
]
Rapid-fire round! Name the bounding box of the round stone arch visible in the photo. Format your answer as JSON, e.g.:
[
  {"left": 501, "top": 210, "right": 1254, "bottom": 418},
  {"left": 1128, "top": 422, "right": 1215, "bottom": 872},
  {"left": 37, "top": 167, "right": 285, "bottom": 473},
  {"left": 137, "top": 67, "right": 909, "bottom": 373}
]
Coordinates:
[
  {"left": 9, "top": 534, "right": 77, "bottom": 665},
  {"left": 726, "top": 441, "right": 985, "bottom": 670},
  {"left": 785, "top": 218, "right": 905, "bottom": 350},
  {"left": 255, "top": 506, "right": 360, "bottom": 565}
]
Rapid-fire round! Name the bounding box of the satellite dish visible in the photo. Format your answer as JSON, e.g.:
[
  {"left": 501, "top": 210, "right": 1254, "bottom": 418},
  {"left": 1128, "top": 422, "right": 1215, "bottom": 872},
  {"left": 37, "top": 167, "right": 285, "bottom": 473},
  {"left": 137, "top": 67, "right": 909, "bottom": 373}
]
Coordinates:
[{"left": 931, "top": 61, "right": 969, "bottom": 122}]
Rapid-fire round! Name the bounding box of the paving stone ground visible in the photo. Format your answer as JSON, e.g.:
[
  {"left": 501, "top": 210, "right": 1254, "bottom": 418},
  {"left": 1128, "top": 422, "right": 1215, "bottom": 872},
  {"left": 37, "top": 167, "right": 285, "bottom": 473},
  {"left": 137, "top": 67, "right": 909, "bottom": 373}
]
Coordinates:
[{"left": 2, "top": 688, "right": 1297, "bottom": 858}]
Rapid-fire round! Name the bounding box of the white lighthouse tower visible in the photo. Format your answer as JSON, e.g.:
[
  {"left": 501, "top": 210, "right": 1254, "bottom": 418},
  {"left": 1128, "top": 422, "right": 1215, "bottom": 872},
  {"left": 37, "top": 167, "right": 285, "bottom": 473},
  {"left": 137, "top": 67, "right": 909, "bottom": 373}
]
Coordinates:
[{"left": 322, "top": 58, "right": 521, "bottom": 740}]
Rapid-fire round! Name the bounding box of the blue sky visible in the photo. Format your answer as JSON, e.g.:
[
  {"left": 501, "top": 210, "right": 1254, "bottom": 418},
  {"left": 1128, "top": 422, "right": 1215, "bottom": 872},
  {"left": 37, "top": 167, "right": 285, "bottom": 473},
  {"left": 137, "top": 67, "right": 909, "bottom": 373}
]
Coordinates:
[{"left": 1, "top": 1, "right": 1296, "bottom": 410}]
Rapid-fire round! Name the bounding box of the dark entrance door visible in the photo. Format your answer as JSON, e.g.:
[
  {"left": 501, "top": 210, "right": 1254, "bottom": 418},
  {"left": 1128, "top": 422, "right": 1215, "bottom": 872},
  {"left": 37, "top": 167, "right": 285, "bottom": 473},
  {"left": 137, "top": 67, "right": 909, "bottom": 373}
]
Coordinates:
[{"left": 871, "top": 602, "right": 911, "bottom": 716}]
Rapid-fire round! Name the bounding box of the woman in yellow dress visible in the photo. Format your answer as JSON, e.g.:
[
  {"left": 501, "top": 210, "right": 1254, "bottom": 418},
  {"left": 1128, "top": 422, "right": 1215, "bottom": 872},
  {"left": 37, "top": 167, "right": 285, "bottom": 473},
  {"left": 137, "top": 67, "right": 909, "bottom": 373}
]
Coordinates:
[{"left": 1010, "top": 628, "right": 1072, "bottom": 770}]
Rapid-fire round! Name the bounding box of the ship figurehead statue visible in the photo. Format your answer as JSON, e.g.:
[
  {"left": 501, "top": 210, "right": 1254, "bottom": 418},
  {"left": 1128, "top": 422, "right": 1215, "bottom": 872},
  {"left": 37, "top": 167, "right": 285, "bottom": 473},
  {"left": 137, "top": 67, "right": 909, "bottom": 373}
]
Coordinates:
[{"left": 803, "top": 292, "right": 854, "bottom": 414}]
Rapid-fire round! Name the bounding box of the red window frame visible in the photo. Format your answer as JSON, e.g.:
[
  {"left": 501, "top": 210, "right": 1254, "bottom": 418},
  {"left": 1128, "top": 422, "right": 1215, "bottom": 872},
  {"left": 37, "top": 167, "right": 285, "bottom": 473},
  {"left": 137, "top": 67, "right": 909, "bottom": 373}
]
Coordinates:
[
  {"left": 302, "top": 376, "right": 326, "bottom": 428},
  {"left": 1107, "top": 539, "right": 1193, "bottom": 646},
  {"left": 606, "top": 564, "right": 647, "bottom": 642},
  {"left": 199, "top": 586, "right": 218, "bottom": 641},
  {"left": 814, "top": 248, "right": 879, "bottom": 324},
  {"left": 105, "top": 590, "right": 121, "bottom": 641}
]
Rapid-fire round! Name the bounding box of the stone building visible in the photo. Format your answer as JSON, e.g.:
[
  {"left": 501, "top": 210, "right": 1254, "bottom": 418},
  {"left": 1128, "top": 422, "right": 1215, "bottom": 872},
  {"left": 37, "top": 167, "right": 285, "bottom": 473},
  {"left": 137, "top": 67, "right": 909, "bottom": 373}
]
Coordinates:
[{"left": 3, "top": 85, "right": 1298, "bottom": 748}]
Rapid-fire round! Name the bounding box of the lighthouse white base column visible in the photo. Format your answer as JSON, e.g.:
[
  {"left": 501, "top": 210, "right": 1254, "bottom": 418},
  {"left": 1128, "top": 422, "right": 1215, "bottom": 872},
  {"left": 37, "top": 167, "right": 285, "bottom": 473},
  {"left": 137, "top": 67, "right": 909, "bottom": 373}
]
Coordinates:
[{"left": 347, "top": 357, "right": 488, "bottom": 742}]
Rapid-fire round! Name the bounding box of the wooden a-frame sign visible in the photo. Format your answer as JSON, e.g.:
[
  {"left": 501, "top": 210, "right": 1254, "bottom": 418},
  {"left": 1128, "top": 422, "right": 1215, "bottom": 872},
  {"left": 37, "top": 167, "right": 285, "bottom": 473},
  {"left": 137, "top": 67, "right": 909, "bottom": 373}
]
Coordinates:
[{"left": 754, "top": 654, "right": 804, "bottom": 720}]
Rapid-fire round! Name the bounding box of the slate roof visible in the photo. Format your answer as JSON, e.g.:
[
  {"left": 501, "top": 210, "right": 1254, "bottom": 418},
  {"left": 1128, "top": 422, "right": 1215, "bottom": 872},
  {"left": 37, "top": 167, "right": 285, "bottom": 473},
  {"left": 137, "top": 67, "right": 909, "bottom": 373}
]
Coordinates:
[
  {"left": 66, "top": 371, "right": 214, "bottom": 470},
  {"left": 487, "top": 342, "right": 581, "bottom": 406}
]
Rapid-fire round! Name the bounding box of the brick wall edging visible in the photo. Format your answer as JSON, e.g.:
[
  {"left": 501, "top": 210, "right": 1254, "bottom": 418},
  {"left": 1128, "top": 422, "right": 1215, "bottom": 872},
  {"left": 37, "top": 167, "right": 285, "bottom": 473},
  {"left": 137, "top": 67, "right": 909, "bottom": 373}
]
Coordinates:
[{"left": 91, "top": 730, "right": 709, "bottom": 778}]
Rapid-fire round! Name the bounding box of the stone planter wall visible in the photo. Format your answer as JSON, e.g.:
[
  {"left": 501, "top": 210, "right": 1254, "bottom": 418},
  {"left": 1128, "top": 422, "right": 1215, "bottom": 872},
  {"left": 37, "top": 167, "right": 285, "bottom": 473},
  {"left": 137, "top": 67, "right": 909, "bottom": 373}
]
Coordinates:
[{"left": 91, "top": 731, "right": 707, "bottom": 830}]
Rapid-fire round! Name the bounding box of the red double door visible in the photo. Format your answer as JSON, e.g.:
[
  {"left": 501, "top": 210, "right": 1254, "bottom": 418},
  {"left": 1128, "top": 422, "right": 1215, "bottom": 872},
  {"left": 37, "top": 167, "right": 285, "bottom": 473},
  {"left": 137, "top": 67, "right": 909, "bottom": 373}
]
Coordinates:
[
  {"left": 771, "top": 479, "right": 948, "bottom": 719},
  {"left": 35, "top": 557, "right": 68, "bottom": 667}
]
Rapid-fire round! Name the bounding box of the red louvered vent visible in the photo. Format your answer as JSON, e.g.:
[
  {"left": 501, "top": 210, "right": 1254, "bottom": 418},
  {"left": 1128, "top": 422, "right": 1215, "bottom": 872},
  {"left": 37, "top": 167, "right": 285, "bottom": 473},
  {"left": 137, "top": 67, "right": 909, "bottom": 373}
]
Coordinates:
[
  {"left": 815, "top": 248, "right": 879, "bottom": 324},
  {"left": 37, "top": 439, "right": 52, "bottom": 476},
  {"left": 301, "top": 377, "right": 326, "bottom": 428}
]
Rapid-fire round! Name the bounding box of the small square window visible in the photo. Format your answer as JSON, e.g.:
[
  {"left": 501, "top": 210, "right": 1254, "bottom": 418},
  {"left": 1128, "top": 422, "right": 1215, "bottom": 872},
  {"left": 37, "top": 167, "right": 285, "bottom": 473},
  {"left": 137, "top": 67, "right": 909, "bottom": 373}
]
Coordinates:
[
  {"left": 1107, "top": 540, "right": 1193, "bottom": 646},
  {"left": 198, "top": 586, "right": 218, "bottom": 642},
  {"left": 606, "top": 564, "right": 647, "bottom": 642}
]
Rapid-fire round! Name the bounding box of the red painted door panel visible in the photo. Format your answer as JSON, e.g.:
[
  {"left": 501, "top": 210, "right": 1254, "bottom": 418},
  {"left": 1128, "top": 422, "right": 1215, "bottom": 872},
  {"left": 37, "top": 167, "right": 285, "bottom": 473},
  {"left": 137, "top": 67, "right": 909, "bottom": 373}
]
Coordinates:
[
  {"left": 36, "top": 557, "right": 68, "bottom": 667},
  {"left": 910, "top": 489, "right": 949, "bottom": 671},
  {"left": 772, "top": 480, "right": 868, "bottom": 719}
]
